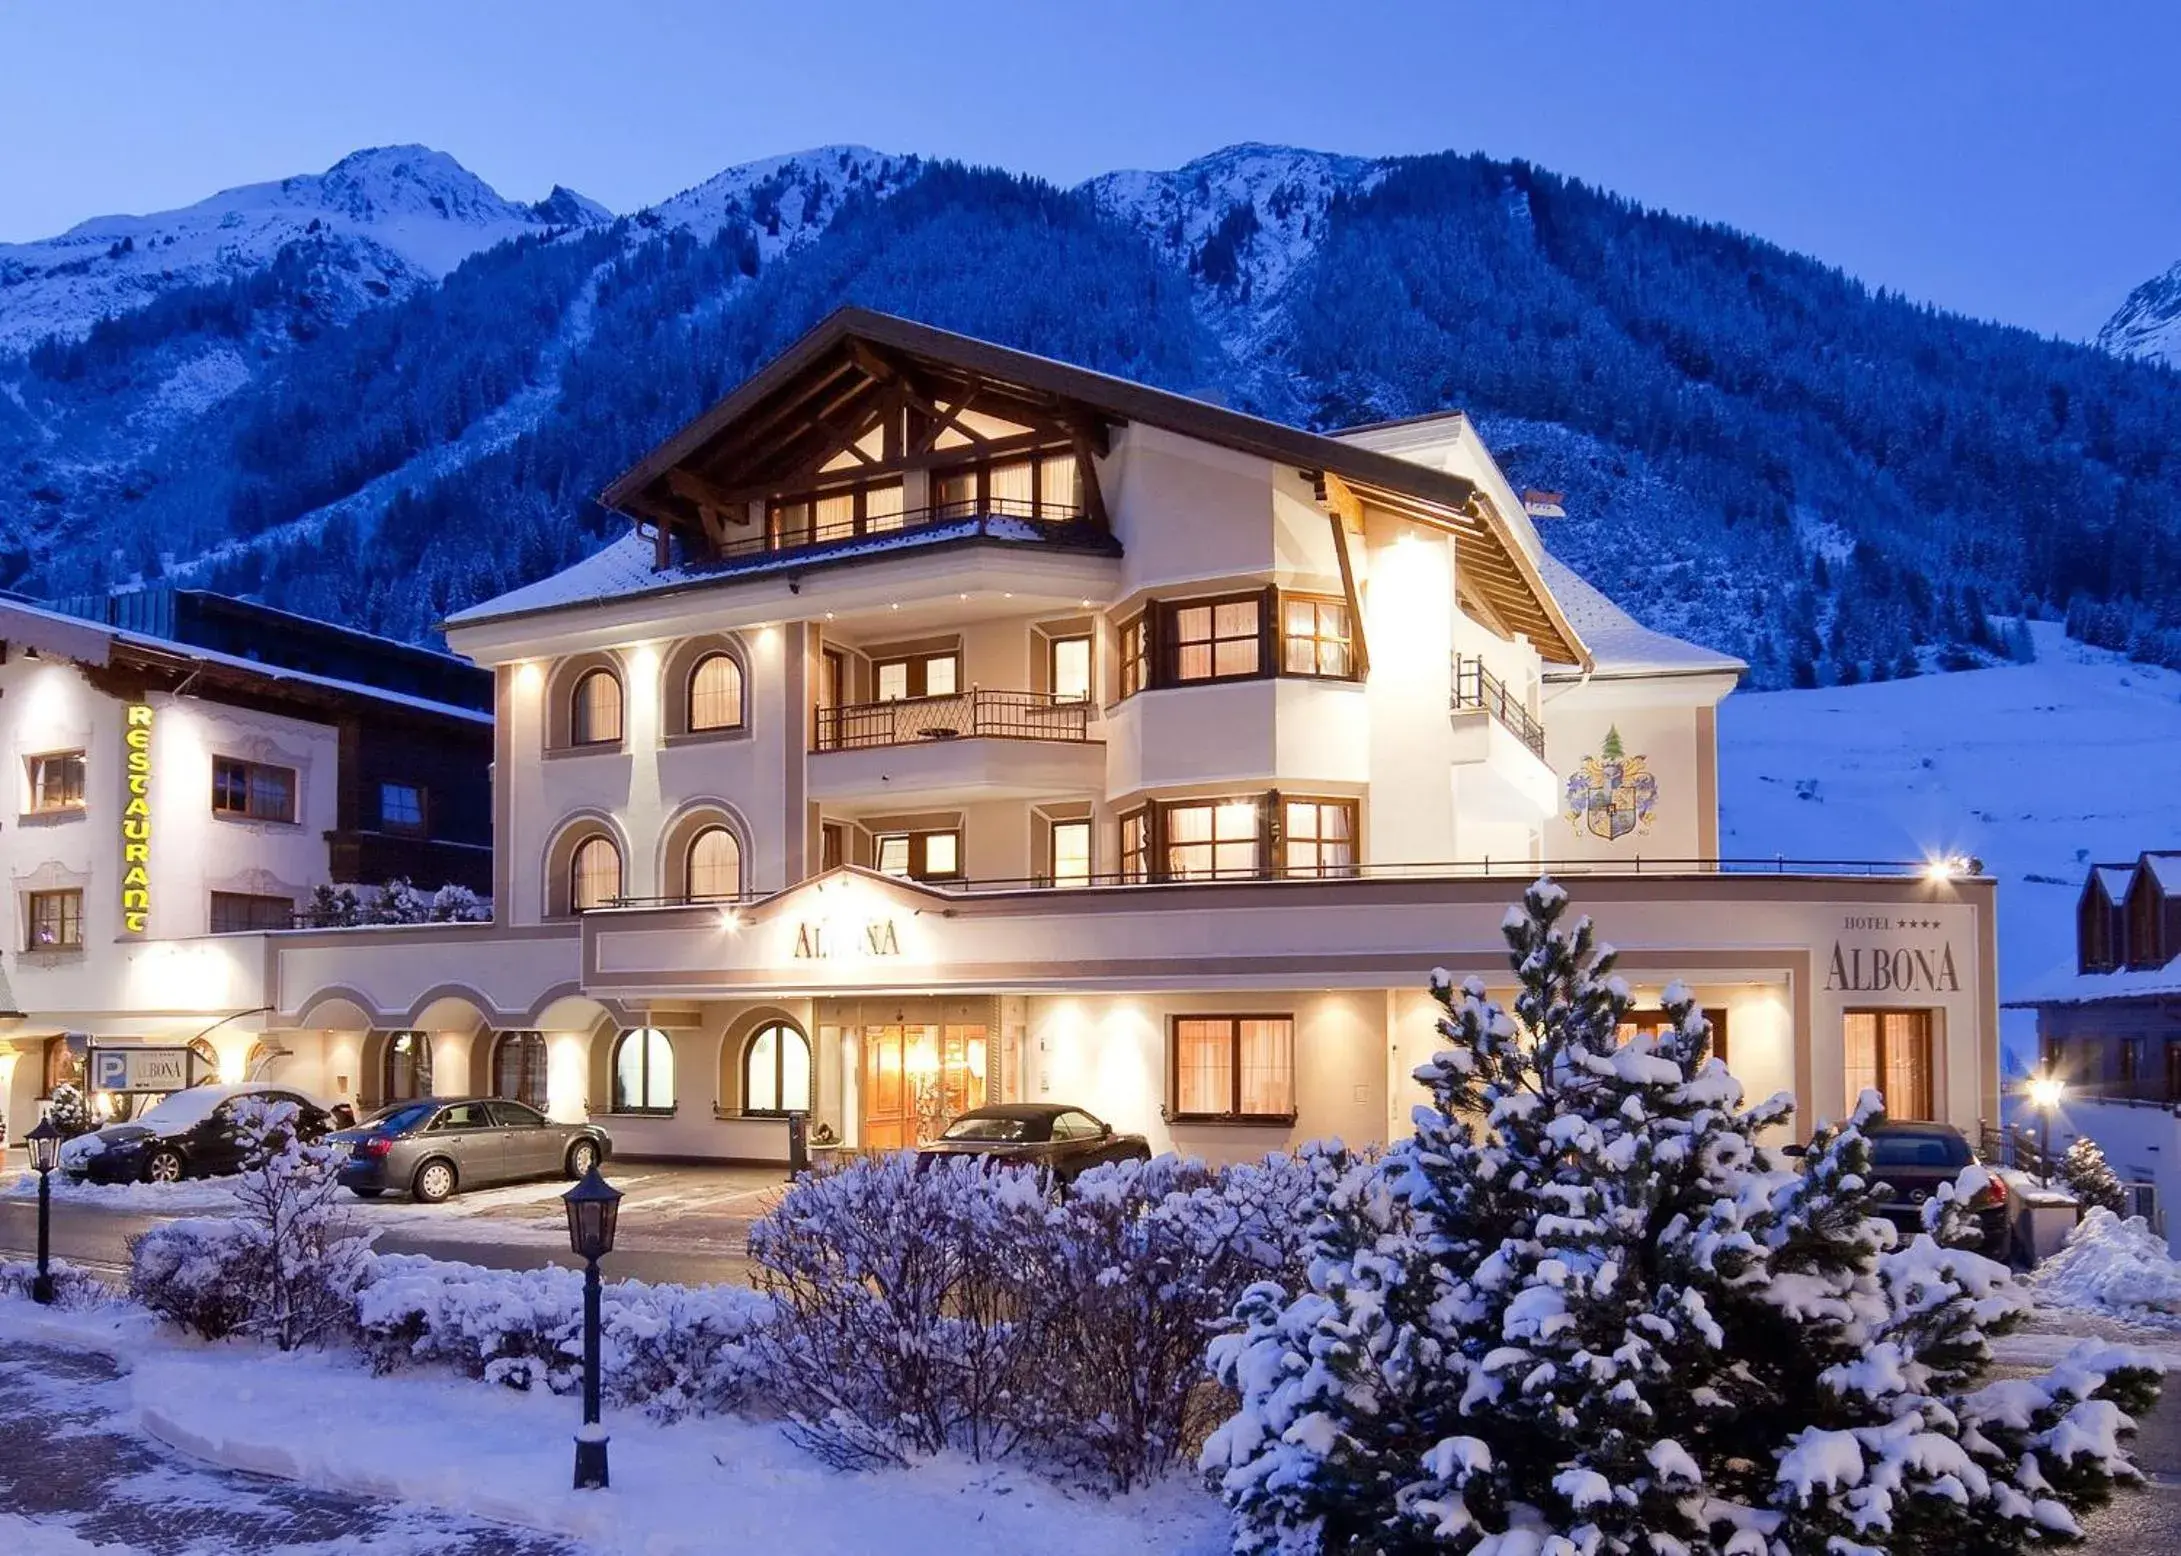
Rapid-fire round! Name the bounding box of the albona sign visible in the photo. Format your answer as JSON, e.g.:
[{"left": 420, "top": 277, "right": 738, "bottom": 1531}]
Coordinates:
[{"left": 121, "top": 703, "right": 153, "bottom": 934}]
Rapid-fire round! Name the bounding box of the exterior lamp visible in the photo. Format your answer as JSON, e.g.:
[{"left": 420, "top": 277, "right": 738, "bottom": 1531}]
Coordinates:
[
  {"left": 2026, "top": 1072, "right": 2065, "bottom": 1186},
  {"left": 562, "top": 1164, "right": 623, "bottom": 1489},
  {"left": 25, "top": 1116, "right": 62, "bottom": 1304}
]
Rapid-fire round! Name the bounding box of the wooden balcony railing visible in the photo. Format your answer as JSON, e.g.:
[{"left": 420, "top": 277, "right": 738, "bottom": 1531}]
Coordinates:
[
  {"left": 813, "top": 688, "right": 1094, "bottom": 752},
  {"left": 1452, "top": 656, "right": 1547, "bottom": 760},
  {"left": 693, "top": 497, "right": 1110, "bottom": 573}
]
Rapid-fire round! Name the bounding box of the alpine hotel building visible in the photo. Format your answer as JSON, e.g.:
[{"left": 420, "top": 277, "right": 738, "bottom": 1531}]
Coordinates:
[{"left": 9, "top": 311, "right": 2001, "bottom": 1164}]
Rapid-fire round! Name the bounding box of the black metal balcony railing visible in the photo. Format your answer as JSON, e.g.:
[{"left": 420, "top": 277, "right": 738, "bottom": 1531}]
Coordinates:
[
  {"left": 813, "top": 688, "right": 1095, "bottom": 752},
  {"left": 1452, "top": 656, "right": 1548, "bottom": 760},
  {"left": 694, "top": 497, "right": 1108, "bottom": 574}
]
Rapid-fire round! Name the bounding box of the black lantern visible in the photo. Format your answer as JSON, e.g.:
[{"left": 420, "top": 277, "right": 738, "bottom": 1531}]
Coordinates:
[
  {"left": 26, "top": 1116, "right": 62, "bottom": 1304},
  {"left": 562, "top": 1162, "right": 622, "bottom": 1489}
]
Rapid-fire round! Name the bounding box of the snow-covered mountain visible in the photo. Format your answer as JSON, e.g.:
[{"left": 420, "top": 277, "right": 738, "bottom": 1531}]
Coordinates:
[
  {"left": 2096, "top": 260, "right": 2181, "bottom": 366},
  {"left": 0, "top": 145, "right": 608, "bottom": 353}
]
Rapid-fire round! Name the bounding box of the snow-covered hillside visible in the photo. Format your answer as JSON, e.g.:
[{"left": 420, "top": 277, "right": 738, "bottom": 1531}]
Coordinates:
[
  {"left": 0, "top": 146, "right": 607, "bottom": 352},
  {"left": 2098, "top": 260, "right": 2181, "bottom": 366},
  {"left": 1719, "top": 622, "right": 2181, "bottom": 1069},
  {"left": 646, "top": 145, "right": 921, "bottom": 253}
]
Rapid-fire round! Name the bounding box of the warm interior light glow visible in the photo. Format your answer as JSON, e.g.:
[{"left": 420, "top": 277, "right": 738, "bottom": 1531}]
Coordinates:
[
  {"left": 1217, "top": 799, "right": 1260, "bottom": 833},
  {"left": 2027, "top": 1074, "right": 2065, "bottom": 1111}
]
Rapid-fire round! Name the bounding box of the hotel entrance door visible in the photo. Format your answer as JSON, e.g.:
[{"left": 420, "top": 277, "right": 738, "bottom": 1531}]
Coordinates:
[{"left": 860, "top": 1022, "right": 988, "bottom": 1148}]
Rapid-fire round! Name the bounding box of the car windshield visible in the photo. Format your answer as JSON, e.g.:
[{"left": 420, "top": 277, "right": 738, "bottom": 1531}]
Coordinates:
[
  {"left": 369, "top": 1102, "right": 438, "bottom": 1135},
  {"left": 1869, "top": 1133, "right": 1971, "bottom": 1169},
  {"left": 133, "top": 1085, "right": 246, "bottom": 1131},
  {"left": 940, "top": 1114, "right": 1037, "bottom": 1143}
]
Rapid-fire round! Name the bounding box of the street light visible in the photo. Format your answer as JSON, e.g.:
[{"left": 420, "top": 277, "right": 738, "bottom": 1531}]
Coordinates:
[
  {"left": 2026, "top": 1072, "right": 2066, "bottom": 1186},
  {"left": 562, "top": 1164, "right": 622, "bottom": 1490},
  {"left": 25, "top": 1116, "right": 61, "bottom": 1305}
]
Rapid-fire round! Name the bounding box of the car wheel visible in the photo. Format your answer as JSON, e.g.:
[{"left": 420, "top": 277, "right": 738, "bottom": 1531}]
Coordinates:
[
  {"left": 350, "top": 1187, "right": 385, "bottom": 1199},
  {"left": 412, "top": 1159, "right": 458, "bottom": 1204},
  {"left": 144, "top": 1148, "right": 185, "bottom": 1185},
  {"left": 565, "top": 1139, "right": 599, "bottom": 1179}
]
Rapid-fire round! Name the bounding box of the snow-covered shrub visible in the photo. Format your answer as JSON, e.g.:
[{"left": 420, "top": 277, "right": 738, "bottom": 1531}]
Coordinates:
[
  {"left": 2033, "top": 1207, "right": 2181, "bottom": 1323},
  {"left": 749, "top": 1150, "right": 1050, "bottom": 1467},
  {"left": 129, "top": 1217, "right": 259, "bottom": 1338},
  {"left": 1017, "top": 1148, "right": 1336, "bottom": 1490},
  {"left": 1205, "top": 878, "right": 2163, "bottom": 1556},
  {"left": 0, "top": 1255, "right": 111, "bottom": 1308},
  {"left": 427, "top": 883, "right": 491, "bottom": 922},
  {"left": 2058, "top": 1136, "right": 2129, "bottom": 1217},
  {"left": 303, "top": 883, "right": 363, "bottom": 928},
  {"left": 354, "top": 1252, "right": 773, "bottom": 1419},
  {"left": 44, "top": 1082, "right": 94, "bottom": 1138},
  {"left": 127, "top": 1099, "right": 368, "bottom": 1350}
]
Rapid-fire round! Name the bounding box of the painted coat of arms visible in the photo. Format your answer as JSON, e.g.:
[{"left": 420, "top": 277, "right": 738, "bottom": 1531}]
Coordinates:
[{"left": 1564, "top": 725, "right": 1658, "bottom": 841}]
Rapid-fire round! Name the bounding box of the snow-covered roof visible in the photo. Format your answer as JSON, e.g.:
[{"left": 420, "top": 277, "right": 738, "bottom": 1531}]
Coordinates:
[
  {"left": 444, "top": 531, "right": 674, "bottom": 626},
  {"left": 2144, "top": 852, "right": 2181, "bottom": 893},
  {"left": 2093, "top": 864, "right": 2136, "bottom": 900},
  {"left": 1534, "top": 554, "right": 1746, "bottom": 682},
  {"left": 2008, "top": 955, "right": 2181, "bottom": 1009}
]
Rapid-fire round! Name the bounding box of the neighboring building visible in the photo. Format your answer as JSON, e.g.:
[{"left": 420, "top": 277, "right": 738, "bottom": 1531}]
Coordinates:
[
  {"left": 10, "top": 311, "right": 2000, "bottom": 1165},
  {"left": 2015, "top": 850, "right": 2181, "bottom": 1246},
  {"left": 0, "top": 591, "right": 492, "bottom": 1135}
]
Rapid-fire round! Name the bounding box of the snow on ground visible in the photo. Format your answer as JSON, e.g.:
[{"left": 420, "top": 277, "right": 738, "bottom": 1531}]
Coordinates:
[
  {"left": 1719, "top": 622, "right": 2181, "bottom": 1070},
  {"left": 2032, "top": 1209, "right": 2181, "bottom": 1329},
  {"left": 0, "top": 1169, "right": 239, "bottom": 1214},
  {"left": 0, "top": 1296, "right": 1226, "bottom": 1556}
]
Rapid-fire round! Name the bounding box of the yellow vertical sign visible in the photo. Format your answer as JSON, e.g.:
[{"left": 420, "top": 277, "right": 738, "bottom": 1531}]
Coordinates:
[{"left": 122, "top": 703, "right": 153, "bottom": 934}]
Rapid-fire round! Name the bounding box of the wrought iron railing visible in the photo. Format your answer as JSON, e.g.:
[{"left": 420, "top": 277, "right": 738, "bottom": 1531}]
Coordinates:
[
  {"left": 1451, "top": 656, "right": 1547, "bottom": 759},
  {"left": 692, "top": 497, "right": 1100, "bottom": 573},
  {"left": 813, "top": 688, "right": 1094, "bottom": 751}
]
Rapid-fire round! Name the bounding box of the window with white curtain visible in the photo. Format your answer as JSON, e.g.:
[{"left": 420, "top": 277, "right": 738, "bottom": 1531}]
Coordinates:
[
  {"left": 571, "top": 669, "right": 623, "bottom": 746},
  {"left": 688, "top": 653, "right": 744, "bottom": 732},
  {"left": 570, "top": 835, "right": 622, "bottom": 911},
  {"left": 686, "top": 826, "right": 741, "bottom": 901}
]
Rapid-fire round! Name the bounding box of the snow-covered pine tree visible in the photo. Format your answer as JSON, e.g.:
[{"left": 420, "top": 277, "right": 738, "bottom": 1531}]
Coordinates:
[
  {"left": 2057, "top": 1136, "right": 2128, "bottom": 1217},
  {"left": 1205, "top": 878, "right": 2161, "bottom": 1555}
]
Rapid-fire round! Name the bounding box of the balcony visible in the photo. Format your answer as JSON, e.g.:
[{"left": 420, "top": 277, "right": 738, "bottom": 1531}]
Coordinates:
[
  {"left": 1451, "top": 656, "right": 1546, "bottom": 759},
  {"left": 815, "top": 689, "right": 1092, "bottom": 751},
  {"left": 692, "top": 498, "right": 1119, "bottom": 578}
]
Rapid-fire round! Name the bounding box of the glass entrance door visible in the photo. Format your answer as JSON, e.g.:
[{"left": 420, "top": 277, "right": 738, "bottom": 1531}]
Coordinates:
[{"left": 860, "top": 1022, "right": 987, "bottom": 1148}]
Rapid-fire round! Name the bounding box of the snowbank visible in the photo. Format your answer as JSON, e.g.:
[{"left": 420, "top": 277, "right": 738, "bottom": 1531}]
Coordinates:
[
  {"left": 0, "top": 1169, "right": 240, "bottom": 1212},
  {"left": 2032, "top": 1208, "right": 2181, "bottom": 1325}
]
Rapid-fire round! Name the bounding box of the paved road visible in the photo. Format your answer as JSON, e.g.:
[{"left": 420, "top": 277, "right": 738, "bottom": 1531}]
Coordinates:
[{"left": 0, "top": 1339, "right": 576, "bottom": 1554}]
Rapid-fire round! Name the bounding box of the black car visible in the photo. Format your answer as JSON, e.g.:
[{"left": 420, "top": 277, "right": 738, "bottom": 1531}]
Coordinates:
[
  {"left": 59, "top": 1083, "right": 344, "bottom": 1184},
  {"left": 1865, "top": 1121, "right": 2010, "bottom": 1257},
  {"left": 915, "top": 1103, "right": 1151, "bottom": 1184},
  {"left": 332, "top": 1097, "right": 612, "bottom": 1202}
]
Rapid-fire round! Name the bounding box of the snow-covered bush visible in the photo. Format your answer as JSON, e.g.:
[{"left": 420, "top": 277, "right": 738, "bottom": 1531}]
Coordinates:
[
  {"left": 354, "top": 1253, "right": 774, "bottom": 1420},
  {"left": 2033, "top": 1207, "right": 2181, "bottom": 1323},
  {"left": 127, "top": 1098, "right": 368, "bottom": 1350},
  {"left": 1205, "top": 878, "right": 2163, "bottom": 1556},
  {"left": 749, "top": 1150, "right": 1050, "bottom": 1467},
  {"left": 129, "top": 1217, "right": 259, "bottom": 1337},
  {"left": 427, "top": 883, "right": 491, "bottom": 922},
  {"left": 2058, "top": 1136, "right": 2129, "bottom": 1217},
  {"left": 44, "top": 1082, "right": 94, "bottom": 1138},
  {"left": 0, "top": 1254, "right": 111, "bottom": 1308}
]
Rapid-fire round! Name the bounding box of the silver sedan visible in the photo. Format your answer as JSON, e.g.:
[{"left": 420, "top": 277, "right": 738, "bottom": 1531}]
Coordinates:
[{"left": 331, "top": 1096, "right": 611, "bottom": 1202}]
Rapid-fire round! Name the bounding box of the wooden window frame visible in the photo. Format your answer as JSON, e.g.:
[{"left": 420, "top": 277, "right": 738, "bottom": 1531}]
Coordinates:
[
  {"left": 570, "top": 668, "right": 624, "bottom": 748},
  {"left": 1280, "top": 594, "right": 1356, "bottom": 680},
  {"left": 1618, "top": 1006, "right": 1731, "bottom": 1066},
  {"left": 1167, "top": 1013, "right": 1297, "bottom": 1124},
  {"left": 875, "top": 828, "right": 963, "bottom": 882},
  {"left": 26, "top": 749, "right": 86, "bottom": 815},
  {"left": 1161, "top": 589, "right": 1270, "bottom": 686},
  {"left": 379, "top": 780, "right": 428, "bottom": 837},
  {"left": 1117, "top": 615, "right": 1148, "bottom": 701},
  {"left": 687, "top": 651, "right": 747, "bottom": 733},
  {"left": 209, "top": 891, "right": 295, "bottom": 934},
  {"left": 1843, "top": 1007, "right": 1935, "bottom": 1120},
  {"left": 1047, "top": 817, "right": 1093, "bottom": 887},
  {"left": 873, "top": 650, "right": 961, "bottom": 702},
  {"left": 684, "top": 824, "right": 743, "bottom": 902},
  {"left": 27, "top": 888, "right": 83, "bottom": 951},
  {"left": 1281, "top": 796, "right": 1360, "bottom": 879},
  {"left": 1160, "top": 795, "right": 1267, "bottom": 881},
  {"left": 610, "top": 1026, "right": 676, "bottom": 1115},
  {"left": 569, "top": 834, "right": 622, "bottom": 913},
  {"left": 1119, "top": 808, "right": 1149, "bottom": 883},
  {"left": 211, "top": 756, "right": 297, "bottom": 824},
  {"left": 1047, "top": 633, "right": 1093, "bottom": 704},
  {"left": 741, "top": 1021, "right": 813, "bottom": 1116}
]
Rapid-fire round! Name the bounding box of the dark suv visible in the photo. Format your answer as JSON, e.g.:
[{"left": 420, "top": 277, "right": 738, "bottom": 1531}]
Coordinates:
[{"left": 1865, "top": 1121, "right": 2009, "bottom": 1257}]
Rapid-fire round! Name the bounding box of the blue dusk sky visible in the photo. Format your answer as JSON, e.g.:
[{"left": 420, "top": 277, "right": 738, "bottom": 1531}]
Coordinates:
[{"left": 3, "top": 1, "right": 2176, "bottom": 342}]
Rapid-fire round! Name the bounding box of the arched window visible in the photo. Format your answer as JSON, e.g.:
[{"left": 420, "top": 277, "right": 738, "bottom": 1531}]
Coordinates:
[
  {"left": 742, "top": 1021, "right": 811, "bottom": 1115},
  {"left": 385, "top": 1031, "right": 433, "bottom": 1102},
  {"left": 686, "top": 826, "right": 742, "bottom": 902},
  {"left": 570, "top": 835, "right": 622, "bottom": 912},
  {"left": 612, "top": 1027, "right": 675, "bottom": 1113},
  {"left": 688, "top": 653, "right": 744, "bottom": 733},
  {"left": 492, "top": 1031, "right": 549, "bottom": 1111},
  {"left": 571, "top": 668, "right": 623, "bottom": 747}
]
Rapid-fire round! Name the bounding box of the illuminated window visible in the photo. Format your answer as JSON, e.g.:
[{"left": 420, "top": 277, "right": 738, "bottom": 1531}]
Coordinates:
[
  {"left": 688, "top": 653, "right": 745, "bottom": 732},
  {"left": 1049, "top": 635, "right": 1091, "bottom": 703},
  {"left": 1173, "top": 1016, "right": 1294, "bottom": 1121},
  {"left": 1169, "top": 596, "right": 1261, "bottom": 682},
  {"left": 1164, "top": 798, "right": 1261, "bottom": 880},
  {"left": 212, "top": 757, "right": 296, "bottom": 822},
  {"left": 876, "top": 829, "right": 961, "bottom": 881},
  {"left": 1050, "top": 819, "right": 1092, "bottom": 886},
  {"left": 384, "top": 1030, "right": 433, "bottom": 1102},
  {"left": 492, "top": 1031, "right": 549, "bottom": 1111},
  {"left": 570, "top": 835, "right": 622, "bottom": 912},
  {"left": 27, "top": 751, "right": 85, "bottom": 813},
  {"left": 743, "top": 1021, "right": 812, "bottom": 1114},
  {"left": 1618, "top": 1008, "right": 1730, "bottom": 1067},
  {"left": 1120, "top": 810, "right": 1148, "bottom": 883},
  {"left": 1843, "top": 1009, "right": 1933, "bottom": 1121},
  {"left": 874, "top": 652, "right": 958, "bottom": 701},
  {"left": 571, "top": 668, "right": 623, "bottom": 746},
  {"left": 612, "top": 1027, "right": 675, "bottom": 1113},
  {"left": 686, "top": 826, "right": 741, "bottom": 901},
  {"left": 1037, "top": 452, "right": 1080, "bottom": 516},
  {"left": 1282, "top": 597, "right": 1354, "bottom": 678},
  {"left": 1118, "top": 616, "right": 1147, "bottom": 699},
  {"left": 989, "top": 459, "right": 1033, "bottom": 513},
  {"left": 1283, "top": 799, "right": 1357, "bottom": 878},
  {"left": 380, "top": 781, "right": 425, "bottom": 835},
  {"left": 27, "top": 889, "right": 83, "bottom": 950}
]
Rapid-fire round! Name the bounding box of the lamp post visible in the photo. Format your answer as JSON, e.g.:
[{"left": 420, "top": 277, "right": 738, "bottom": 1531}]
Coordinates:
[
  {"left": 562, "top": 1163, "right": 622, "bottom": 1490},
  {"left": 2026, "top": 1072, "right": 2066, "bottom": 1186},
  {"left": 25, "top": 1116, "right": 62, "bottom": 1305}
]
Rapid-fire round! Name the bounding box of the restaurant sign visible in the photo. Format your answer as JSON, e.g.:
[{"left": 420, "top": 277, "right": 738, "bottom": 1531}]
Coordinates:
[{"left": 121, "top": 702, "right": 154, "bottom": 934}]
